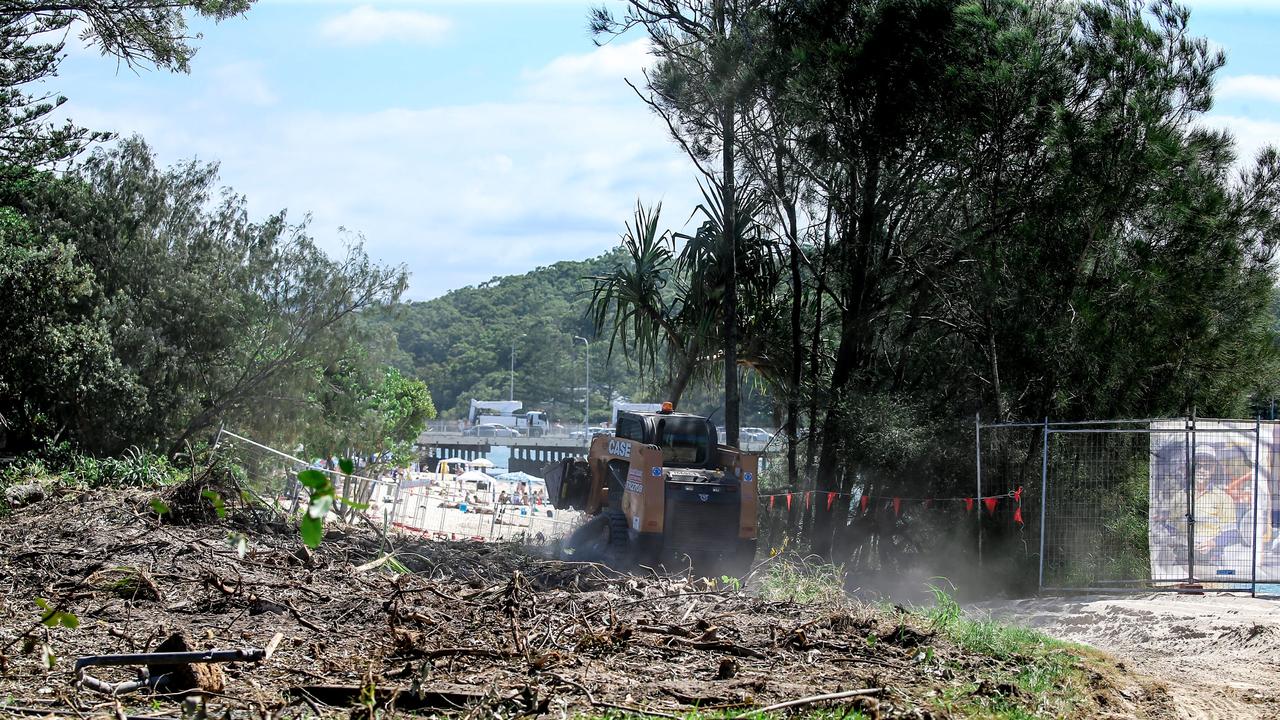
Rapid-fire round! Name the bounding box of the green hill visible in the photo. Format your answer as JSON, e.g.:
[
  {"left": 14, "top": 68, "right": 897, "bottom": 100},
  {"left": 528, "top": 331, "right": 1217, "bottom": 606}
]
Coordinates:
[{"left": 388, "top": 249, "right": 776, "bottom": 427}]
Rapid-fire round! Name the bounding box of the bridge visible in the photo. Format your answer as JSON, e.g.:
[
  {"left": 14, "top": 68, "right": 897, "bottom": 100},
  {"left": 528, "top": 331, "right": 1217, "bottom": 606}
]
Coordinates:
[
  {"left": 414, "top": 432, "right": 589, "bottom": 475},
  {"left": 415, "top": 431, "right": 773, "bottom": 476}
]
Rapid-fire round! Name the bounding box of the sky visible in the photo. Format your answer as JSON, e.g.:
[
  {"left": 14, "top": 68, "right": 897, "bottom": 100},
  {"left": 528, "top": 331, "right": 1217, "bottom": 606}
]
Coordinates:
[{"left": 45, "top": 0, "right": 1280, "bottom": 300}]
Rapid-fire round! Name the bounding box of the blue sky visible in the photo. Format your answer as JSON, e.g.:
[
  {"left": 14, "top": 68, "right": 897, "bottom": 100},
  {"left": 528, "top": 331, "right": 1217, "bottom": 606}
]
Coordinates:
[{"left": 47, "top": 0, "right": 1280, "bottom": 300}]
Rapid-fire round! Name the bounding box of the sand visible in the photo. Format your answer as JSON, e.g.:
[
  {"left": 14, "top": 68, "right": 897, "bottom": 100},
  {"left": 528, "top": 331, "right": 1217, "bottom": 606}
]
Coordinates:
[{"left": 972, "top": 592, "right": 1280, "bottom": 719}]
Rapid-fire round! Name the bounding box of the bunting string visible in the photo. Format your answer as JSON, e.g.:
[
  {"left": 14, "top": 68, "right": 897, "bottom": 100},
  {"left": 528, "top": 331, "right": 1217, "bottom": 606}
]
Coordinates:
[
  {"left": 756, "top": 488, "right": 1020, "bottom": 503},
  {"left": 755, "top": 487, "right": 1026, "bottom": 527}
]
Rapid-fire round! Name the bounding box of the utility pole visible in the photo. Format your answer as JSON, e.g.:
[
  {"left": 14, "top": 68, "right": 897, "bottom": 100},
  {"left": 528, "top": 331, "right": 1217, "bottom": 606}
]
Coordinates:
[
  {"left": 574, "top": 336, "right": 590, "bottom": 435},
  {"left": 509, "top": 334, "right": 525, "bottom": 402}
]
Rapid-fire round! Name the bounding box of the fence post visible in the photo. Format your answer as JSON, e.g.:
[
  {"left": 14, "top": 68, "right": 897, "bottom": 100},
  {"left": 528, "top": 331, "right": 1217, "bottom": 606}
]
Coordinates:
[
  {"left": 975, "top": 413, "right": 982, "bottom": 570},
  {"left": 1186, "top": 416, "right": 1196, "bottom": 585},
  {"left": 1254, "top": 417, "right": 1261, "bottom": 598},
  {"left": 1038, "top": 417, "right": 1049, "bottom": 593}
]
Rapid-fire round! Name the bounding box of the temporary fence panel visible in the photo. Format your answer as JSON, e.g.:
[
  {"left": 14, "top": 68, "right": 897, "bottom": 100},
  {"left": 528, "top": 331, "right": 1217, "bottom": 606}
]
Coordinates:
[
  {"left": 1040, "top": 424, "right": 1169, "bottom": 590},
  {"left": 1026, "top": 418, "right": 1277, "bottom": 593},
  {"left": 213, "top": 429, "right": 583, "bottom": 547}
]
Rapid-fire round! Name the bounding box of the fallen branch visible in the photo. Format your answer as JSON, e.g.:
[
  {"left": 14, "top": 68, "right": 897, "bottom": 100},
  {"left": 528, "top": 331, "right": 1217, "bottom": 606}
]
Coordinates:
[
  {"left": 585, "top": 589, "right": 730, "bottom": 620},
  {"left": 284, "top": 601, "right": 324, "bottom": 633},
  {"left": 678, "top": 638, "right": 766, "bottom": 659},
  {"left": 732, "top": 687, "right": 884, "bottom": 718},
  {"left": 550, "top": 673, "right": 680, "bottom": 719}
]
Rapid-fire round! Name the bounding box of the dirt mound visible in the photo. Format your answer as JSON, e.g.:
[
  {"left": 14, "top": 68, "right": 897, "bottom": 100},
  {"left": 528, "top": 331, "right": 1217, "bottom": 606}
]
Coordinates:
[{"left": 0, "top": 486, "right": 1142, "bottom": 718}]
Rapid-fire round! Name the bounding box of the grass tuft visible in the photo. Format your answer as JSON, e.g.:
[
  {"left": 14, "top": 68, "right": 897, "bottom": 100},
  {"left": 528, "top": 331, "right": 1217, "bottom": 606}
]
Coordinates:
[
  {"left": 924, "top": 582, "right": 1096, "bottom": 719},
  {"left": 754, "top": 555, "right": 846, "bottom": 603}
]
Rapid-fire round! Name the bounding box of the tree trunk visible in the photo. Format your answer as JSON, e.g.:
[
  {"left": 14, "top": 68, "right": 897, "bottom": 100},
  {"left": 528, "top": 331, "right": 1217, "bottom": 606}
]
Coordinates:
[
  {"left": 714, "top": 0, "right": 739, "bottom": 450},
  {"left": 721, "top": 111, "right": 739, "bottom": 449},
  {"left": 666, "top": 341, "right": 700, "bottom": 407},
  {"left": 988, "top": 327, "right": 1006, "bottom": 422},
  {"left": 813, "top": 159, "right": 880, "bottom": 558},
  {"left": 811, "top": 310, "right": 858, "bottom": 557},
  {"left": 783, "top": 151, "right": 803, "bottom": 490},
  {"left": 804, "top": 208, "right": 832, "bottom": 478}
]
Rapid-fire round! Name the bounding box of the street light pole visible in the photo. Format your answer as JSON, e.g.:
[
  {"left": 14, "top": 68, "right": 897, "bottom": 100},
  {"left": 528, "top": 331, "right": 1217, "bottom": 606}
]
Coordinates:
[
  {"left": 510, "top": 334, "right": 525, "bottom": 403},
  {"left": 574, "top": 336, "right": 589, "bottom": 435}
]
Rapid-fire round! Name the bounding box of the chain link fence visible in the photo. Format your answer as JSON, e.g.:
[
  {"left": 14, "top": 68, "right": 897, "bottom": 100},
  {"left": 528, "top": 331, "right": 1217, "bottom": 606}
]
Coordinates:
[
  {"left": 212, "top": 429, "right": 583, "bottom": 547},
  {"left": 981, "top": 418, "right": 1280, "bottom": 593}
]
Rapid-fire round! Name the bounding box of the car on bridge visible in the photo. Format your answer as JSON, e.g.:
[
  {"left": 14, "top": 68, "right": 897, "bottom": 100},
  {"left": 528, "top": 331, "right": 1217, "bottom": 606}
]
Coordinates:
[
  {"left": 464, "top": 423, "right": 523, "bottom": 438},
  {"left": 570, "top": 427, "right": 614, "bottom": 441}
]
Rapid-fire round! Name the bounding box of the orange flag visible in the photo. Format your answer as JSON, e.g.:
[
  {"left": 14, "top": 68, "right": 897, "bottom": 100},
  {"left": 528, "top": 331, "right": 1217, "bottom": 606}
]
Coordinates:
[
  {"left": 893, "top": 497, "right": 901, "bottom": 517},
  {"left": 826, "top": 492, "right": 836, "bottom": 510}
]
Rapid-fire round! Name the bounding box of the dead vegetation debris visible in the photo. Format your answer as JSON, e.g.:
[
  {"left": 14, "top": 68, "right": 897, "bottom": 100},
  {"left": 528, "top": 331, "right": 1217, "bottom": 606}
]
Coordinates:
[{"left": 0, "top": 482, "right": 1138, "bottom": 718}]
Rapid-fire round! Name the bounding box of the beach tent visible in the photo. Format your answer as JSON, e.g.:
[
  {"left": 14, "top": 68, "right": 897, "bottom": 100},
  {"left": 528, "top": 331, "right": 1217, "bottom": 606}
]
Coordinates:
[
  {"left": 456, "top": 470, "right": 497, "bottom": 499},
  {"left": 496, "top": 471, "right": 541, "bottom": 484}
]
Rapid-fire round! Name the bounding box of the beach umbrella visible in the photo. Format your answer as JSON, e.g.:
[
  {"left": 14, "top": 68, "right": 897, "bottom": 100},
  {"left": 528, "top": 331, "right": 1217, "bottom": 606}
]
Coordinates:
[
  {"left": 497, "top": 471, "right": 540, "bottom": 484},
  {"left": 468, "top": 458, "right": 495, "bottom": 469}
]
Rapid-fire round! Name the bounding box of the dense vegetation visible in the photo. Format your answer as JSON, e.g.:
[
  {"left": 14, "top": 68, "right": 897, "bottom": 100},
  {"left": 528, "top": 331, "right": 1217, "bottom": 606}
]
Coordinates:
[
  {"left": 586, "top": 0, "right": 1280, "bottom": 560},
  {"left": 0, "top": 1, "right": 434, "bottom": 466}
]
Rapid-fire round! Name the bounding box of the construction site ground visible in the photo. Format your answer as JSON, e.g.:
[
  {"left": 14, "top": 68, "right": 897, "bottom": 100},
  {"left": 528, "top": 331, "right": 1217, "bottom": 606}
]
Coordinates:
[
  {"left": 0, "top": 477, "right": 1192, "bottom": 719},
  {"left": 974, "top": 593, "right": 1280, "bottom": 720}
]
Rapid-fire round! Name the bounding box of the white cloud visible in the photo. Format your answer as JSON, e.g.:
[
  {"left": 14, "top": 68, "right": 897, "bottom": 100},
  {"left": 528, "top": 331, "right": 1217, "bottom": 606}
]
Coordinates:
[
  {"left": 318, "top": 5, "right": 452, "bottom": 46},
  {"left": 1217, "top": 75, "right": 1280, "bottom": 104},
  {"left": 66, "top": 41, "right": 699, "bottom": 300},
  {"left": 520, "top": 39, "right": 653, "bottom": 102},
  {"left": 1200, "top": 113, "right": 1280, "bottom": 163}
]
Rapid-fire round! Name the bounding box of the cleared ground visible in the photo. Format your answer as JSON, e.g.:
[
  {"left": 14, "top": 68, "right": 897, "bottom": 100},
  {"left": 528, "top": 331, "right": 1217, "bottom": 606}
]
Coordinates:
[
  {"left": 973, "top": 593, "right": 1280, "bottom": 720},
  {"left": 0, "top": 474, "right": 1182, "bottom": 719}
]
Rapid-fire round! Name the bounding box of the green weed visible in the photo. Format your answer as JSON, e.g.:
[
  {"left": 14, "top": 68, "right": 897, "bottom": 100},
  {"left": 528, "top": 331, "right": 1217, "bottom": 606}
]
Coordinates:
[
  {"left": 925, "top": 585, "right": 1093, "bottom": 719},
  {"left": 756, "top": 555, "right": 845, "bottom": 603}
]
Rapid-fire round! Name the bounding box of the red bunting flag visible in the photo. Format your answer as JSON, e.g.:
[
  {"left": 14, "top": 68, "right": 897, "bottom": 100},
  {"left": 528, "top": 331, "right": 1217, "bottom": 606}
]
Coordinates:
[
  {"left": 965, "top": 498, "right": 974, "bottom": 513},
  {"left": 786, "top": 493, "right": 792, "bottom": 510},
  {"left": 893, "top": 497, "right": 901, "bottom": 517},
  {"left": 923, "top": 499, "right": 933, "bottom": 509},
  {"left": 769, "top": 495, "right": 775, "bottom": 510},
  {"left": 859, "top": 495, "right": 869, "bottom": 514},
  {"left": 984, "top": 497, "right": 999, "bottom": 515},
  {"left": 827, "top": 491, "right": 836, "bottom": 511},
  {"left": 806, "top": 492, "right": 813, "bottom": 510},
  {"left": 1014, "top": 486, "right": 1023, "bottom": 504},
  {"left": 1014, "top": 507, "right": 1024, "bottom": 525}
]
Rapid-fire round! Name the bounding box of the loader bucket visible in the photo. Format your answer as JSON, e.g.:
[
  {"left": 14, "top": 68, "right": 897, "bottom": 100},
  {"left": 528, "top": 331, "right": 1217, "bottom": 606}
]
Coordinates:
[{"left": 544, "top": 457, "right": 591, "bottom": 511}]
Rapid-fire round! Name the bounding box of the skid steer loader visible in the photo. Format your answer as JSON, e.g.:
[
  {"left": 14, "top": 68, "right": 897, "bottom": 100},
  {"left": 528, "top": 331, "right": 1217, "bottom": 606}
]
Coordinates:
[{"left": 545, "top": 403, "right": 758, "bottom": 576}]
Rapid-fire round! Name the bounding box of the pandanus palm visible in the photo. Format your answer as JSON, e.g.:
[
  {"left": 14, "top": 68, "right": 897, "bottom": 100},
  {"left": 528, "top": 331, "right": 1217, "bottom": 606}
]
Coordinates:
[
  {"left": 587, "top": 187, "right": 785, "bottom": 408},
  {"left": 587, "top": 202, "right": 703, "bottom": 404}
]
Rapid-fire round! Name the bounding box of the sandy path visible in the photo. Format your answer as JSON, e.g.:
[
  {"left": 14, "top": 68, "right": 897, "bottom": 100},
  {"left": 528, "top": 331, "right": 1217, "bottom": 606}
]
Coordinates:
[{"left": 972, "top": 593, "right": 1280, "bottom": 719}]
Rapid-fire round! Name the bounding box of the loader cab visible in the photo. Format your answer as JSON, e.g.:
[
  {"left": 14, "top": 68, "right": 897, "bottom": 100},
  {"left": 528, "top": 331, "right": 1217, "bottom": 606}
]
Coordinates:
[{"left": 615, "top": 410, "right": 718, "bottom": 470}]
